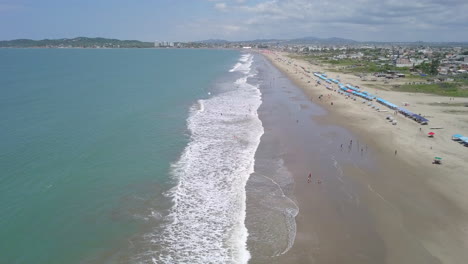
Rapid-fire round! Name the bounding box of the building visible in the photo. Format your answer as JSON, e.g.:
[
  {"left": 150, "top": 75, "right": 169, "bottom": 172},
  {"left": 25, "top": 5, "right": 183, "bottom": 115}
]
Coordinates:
[{"left": 396, "top": 58, "right": 412, "bottom": 68}]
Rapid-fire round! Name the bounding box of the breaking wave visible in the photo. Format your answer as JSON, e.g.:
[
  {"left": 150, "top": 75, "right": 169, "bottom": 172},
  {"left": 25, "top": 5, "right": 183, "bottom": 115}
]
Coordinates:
[{"left": 143, "top": 53, "right": 263, "bottom": 263}]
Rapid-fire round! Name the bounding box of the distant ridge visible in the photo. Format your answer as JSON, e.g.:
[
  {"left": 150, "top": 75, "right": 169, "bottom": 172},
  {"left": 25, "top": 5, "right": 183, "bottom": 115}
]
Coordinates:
[
  {"left": 2, "top": 36, "right": 467, "bottom": 48},
  {"left": 196, "top": 37, "right": 468, "bottom": 46},
  {"left": 0, "top": 37, "right": 154, "bottom": 48},
  {"left": 197, "top": 36, "right": 359, "bottom": 45},
  {"left": 287, "top": 36, "right": 358, "bottom": 44},
  {"left": 194, "top": 39, "right": 230, "bottom": 44}
]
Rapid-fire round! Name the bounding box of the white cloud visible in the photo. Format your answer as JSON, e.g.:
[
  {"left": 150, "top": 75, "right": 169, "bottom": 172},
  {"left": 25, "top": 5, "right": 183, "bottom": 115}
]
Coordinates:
[
  {"left": 214, "top": 2, "right": 227, "bottom": 11},
  {"left": 223, "top": 25, "right": 243, "bottom": 32},
  {"left": 196, "top": 0, "right": 468, "bottom": 41}
]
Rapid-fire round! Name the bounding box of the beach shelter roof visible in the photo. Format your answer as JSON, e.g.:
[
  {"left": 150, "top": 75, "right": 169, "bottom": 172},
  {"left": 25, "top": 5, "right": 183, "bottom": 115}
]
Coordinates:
[
  {"left": 398, "top": 107, "right": 411, "bottom": 114},
  {"left": 452, "top": 134, "right": 463, "bottom": 139},
  {"left": 411, "top": 114, "right": 428, "bottom": 122},
  {"left": 345, "top": 84, "right": 360, "bottom": 92},
  {"left": 428, "top": 132, "right": 435, "bottom": 135},
  {"left": 387, "top": 102, "right": 398, "bottom": 108}
]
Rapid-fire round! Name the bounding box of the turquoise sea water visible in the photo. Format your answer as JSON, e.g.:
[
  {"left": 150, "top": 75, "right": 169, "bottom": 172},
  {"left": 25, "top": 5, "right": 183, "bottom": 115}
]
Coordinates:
[{"left": 0, "top": 49, "right": 239, "bottom": 264}]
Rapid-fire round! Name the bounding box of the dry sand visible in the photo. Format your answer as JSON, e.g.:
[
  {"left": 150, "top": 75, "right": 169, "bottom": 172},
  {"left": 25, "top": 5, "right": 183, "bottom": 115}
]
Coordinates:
[{"left": 259, "top": 50, "right": 468, "bottom": 264}]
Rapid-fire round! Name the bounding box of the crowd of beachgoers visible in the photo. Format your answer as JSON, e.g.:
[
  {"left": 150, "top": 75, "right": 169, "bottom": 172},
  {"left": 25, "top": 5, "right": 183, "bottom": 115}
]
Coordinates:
[{"left": 270, "top": 52, "right": 468, "bottom": 151}]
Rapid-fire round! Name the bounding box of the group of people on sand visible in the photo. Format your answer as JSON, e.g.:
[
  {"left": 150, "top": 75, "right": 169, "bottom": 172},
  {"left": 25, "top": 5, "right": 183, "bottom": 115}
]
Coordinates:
[
  {"left": 340, "top": 139, "right": 368, "bottom": 155},
  {"left": 316, "top": 94, "right": 334, "bottom": 106}
]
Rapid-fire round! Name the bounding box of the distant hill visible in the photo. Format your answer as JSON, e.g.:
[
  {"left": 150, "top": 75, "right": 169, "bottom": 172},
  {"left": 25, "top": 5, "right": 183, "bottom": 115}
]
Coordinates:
[
  {"left": 196, "top": 36, "right": 358, "bottom": 45},
  {"left": 289, "top": 36, "right": 320, "bottom": 42},
  {"left": 286, "top": 36, "right": 358, "bottom": 44},
  {"left": 0, "top": 37, "right": 154, "bottom": 48},
  {"left": 195, "top": 39, "right": 230, "bottom": 44},
  {"left": 3, "top": 36, "right": 465, "bottom": 48},
  {"left": 239, "top": 38, "right": 283, "bottom": 44}
]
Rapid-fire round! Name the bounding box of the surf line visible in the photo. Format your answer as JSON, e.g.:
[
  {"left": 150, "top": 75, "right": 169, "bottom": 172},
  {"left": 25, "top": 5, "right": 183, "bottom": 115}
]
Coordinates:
[{"left": 255, "top": 172, "right": 299, "bottom": 256}]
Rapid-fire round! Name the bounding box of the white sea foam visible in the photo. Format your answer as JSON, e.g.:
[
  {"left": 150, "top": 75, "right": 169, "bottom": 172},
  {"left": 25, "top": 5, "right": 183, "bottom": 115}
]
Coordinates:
[
  {"left": 145, "top": 53, "right": 263, "bottom": 263},
  {"left": 229, "top": 54, "right": 253, "bottom": 73},
  {"left": 229, "top": 63, "right": 242, "bottom": 72}
]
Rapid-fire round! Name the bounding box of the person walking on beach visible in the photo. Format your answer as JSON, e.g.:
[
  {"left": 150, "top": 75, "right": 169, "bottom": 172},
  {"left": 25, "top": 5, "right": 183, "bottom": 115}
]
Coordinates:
[
  {"left": 308, "top": 173, "right": 312, "bottom": 183},
  {"left": 395, "top": 150, "right": 397, "bottom": 155}
]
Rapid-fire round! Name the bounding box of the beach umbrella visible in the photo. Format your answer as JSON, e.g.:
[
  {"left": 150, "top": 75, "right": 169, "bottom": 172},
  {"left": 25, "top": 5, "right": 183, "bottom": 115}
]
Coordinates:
[
  {"left": 428, "top": 132, "right": 435, "bottom": 136},
  {"left": 434, "top": 157, "right": 442, "bottom": 160}
]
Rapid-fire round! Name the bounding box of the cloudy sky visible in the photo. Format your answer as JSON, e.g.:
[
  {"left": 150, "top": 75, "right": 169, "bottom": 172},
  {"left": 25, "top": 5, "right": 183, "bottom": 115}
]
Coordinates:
[{"left": 1, "top": 0, "right": 467, "bottom": 42}]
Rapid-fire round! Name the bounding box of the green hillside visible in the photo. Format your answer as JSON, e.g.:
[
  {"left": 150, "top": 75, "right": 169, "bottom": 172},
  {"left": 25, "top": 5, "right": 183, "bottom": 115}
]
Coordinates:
[{"left": 0, "top": 37, "right": 154, "bottom": 48}]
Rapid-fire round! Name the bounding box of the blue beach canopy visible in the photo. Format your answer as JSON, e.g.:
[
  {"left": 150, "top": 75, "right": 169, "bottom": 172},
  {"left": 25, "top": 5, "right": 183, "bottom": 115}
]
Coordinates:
[
  {"left": 345, "top": 84, "right": 360, "bottom": 92},
  {"left": 411, "top": 114, "right": 428, "bottom": 122},
  {"left": 376, "top": 98, "right": 399, "bottom": 109},
  {"left": 452, "top": 134, "right": 463, "bottom": 139},
  {"left": 398, "top": 107, "right": 412, "bottom": 115}
]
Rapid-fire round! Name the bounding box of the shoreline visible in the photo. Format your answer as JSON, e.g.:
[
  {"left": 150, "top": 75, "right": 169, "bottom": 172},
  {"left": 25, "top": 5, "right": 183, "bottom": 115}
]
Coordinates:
[{"left": 253, "top": 51, "right": 468, "bottom": 263}]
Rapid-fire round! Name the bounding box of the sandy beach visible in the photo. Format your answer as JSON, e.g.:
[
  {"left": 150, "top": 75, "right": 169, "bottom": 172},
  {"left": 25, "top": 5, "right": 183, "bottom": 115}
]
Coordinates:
[{"left": 250, "top": 51, "right": 468, "bottom": 264}]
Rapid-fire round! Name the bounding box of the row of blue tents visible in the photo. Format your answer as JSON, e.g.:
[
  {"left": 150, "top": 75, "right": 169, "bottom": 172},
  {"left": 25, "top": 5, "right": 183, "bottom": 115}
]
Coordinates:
[
  {"left": 342, "top": 84, "right": 376, "bottom": 99},
  {"left": 376, "top": 98, "right": 399, "bottom": 109},
  {"left": 313, "top": 72, "right": 428, "bottom": 124},
  {"left": 314, "top": 73, "right": 332, "bottom": 83},
  {"left": 354, "top": 91, "right": 376, "bottom": 101},
  {"left": 345, "top": 84, "right": 360, "bottom": 92},
  {"left": 398, "top": 108, "right": 429, "bottom": 124},
  {"left": 338, "top": 85, "right": 375, "bottom": 100},
  {"left": 452, "top": 134, "right": 468, "bottom": 146},
  {"left": 361, "top": 91, "right": 376, "bottom": 100},
  {"left": 376, "top": 98, "right": 429, "bottom": 124}
]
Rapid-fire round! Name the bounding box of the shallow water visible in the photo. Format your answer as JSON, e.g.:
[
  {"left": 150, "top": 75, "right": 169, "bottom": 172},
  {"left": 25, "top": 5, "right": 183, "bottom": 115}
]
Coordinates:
[
  {"left": 245, "top": 54, "right": 385, "bottom": 263},
  {"left": 0, "top": 48, "right": 241, "bottom": 264}
]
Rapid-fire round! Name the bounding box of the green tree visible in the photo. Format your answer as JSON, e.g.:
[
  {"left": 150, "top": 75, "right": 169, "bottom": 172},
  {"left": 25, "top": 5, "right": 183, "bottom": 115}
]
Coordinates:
[{"left": 430, "top": 59, "right": 440, "bottom": 75}]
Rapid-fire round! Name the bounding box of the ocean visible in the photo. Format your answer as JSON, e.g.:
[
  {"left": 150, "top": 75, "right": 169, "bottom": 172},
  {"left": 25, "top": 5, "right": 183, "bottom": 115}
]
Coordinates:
[{"left": 0, "top": 48, "right": 275, "bottom": 263}]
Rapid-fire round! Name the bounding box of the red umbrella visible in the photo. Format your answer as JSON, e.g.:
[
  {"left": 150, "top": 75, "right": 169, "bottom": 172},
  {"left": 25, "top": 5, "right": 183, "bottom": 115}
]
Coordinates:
[{"left": 428, "top": 132, "right": 435, "bottom": 136}]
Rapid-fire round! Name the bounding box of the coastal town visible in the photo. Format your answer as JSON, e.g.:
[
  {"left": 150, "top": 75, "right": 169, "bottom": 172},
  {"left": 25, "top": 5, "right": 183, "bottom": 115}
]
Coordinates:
[
  {"left": 206, "top": 41, "right": 468, "bottom": 79},
  {"left": 2, "top": 37, "right": 467, "bottom": 78}
]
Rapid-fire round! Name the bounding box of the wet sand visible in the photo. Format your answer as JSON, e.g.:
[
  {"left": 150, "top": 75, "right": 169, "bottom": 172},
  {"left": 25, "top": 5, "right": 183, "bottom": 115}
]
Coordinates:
[{"left": 248, "top": 54, "right": 468, "bottom": 263}]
